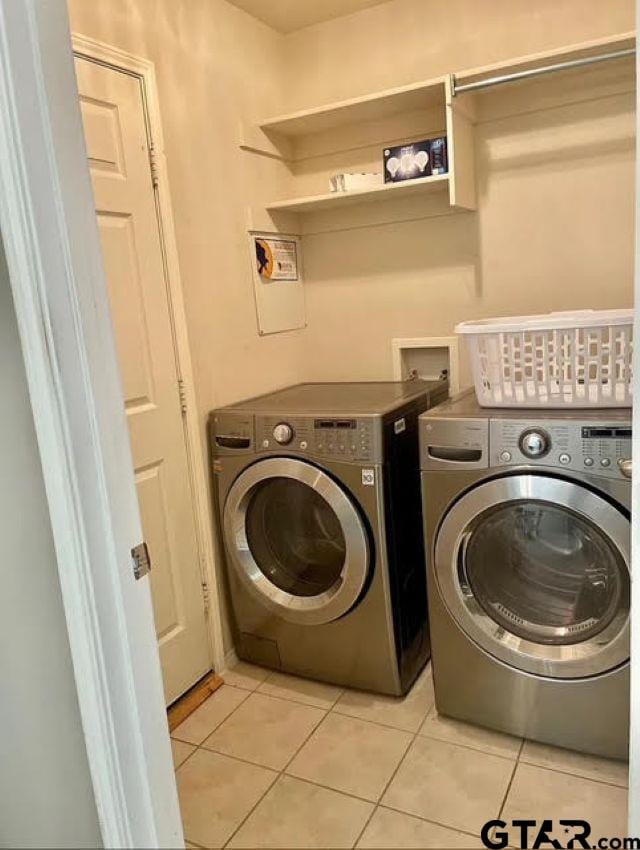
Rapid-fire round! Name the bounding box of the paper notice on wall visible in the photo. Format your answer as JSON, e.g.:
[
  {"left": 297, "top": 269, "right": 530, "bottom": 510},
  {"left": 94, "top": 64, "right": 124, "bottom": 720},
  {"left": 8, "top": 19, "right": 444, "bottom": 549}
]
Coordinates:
[
  {"left": 249, "top": 232, "right": 305, "bottom": 335},
  {"left": 254, "top": 237, "right": 299, "bottom": 282}
]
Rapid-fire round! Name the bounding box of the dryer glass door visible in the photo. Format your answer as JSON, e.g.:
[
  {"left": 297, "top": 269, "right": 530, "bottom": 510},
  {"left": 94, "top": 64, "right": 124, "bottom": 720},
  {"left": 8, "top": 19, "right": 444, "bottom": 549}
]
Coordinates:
[
  {"left": 224, "top": 458, "right": 370, "bottom": 625},
  {"left": 435, "top": 475, "right": 630, "bottom": 678},
  {"left": 245, "top": 477, "right": 346, "bottom": 598}
]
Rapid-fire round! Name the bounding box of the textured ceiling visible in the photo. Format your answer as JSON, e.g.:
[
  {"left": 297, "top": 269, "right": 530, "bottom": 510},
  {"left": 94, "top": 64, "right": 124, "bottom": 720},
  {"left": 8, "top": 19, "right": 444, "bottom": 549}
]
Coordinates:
[{"left": 227, "top": 0, "right": 389, "bottom": 33}]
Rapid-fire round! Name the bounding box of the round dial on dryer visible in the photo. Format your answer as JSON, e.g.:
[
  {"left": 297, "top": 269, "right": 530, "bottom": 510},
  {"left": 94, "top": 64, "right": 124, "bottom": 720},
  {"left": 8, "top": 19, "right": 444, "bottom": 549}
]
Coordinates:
[
  {"left": 519, "top": 428, "right": 550, "bottom": 458},
  {"left": 273, "top": 422, "right": 294, "bottom": 445}
]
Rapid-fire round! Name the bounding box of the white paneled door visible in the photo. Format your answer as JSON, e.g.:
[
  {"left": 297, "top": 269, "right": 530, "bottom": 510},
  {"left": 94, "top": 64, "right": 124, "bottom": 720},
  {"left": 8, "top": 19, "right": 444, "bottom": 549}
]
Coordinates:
[{"left": 75, "top": 56, "right": 210, "bottom": 705}]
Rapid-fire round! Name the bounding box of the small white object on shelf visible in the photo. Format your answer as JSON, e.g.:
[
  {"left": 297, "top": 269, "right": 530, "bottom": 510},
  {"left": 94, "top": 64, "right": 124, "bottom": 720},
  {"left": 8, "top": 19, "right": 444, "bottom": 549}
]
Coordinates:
[
  {"left": 456, "top": 309, "right": 634, "bottom": 408},
  {"left": 330, "top": 172, "right": 382, "bottom": 193},
  {"left": 266, "top": 172, "right": 449, "bottom": 214}
]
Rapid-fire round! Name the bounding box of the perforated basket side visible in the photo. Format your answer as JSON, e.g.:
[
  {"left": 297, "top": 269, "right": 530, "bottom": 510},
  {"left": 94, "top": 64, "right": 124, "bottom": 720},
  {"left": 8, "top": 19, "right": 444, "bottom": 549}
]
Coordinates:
[{"left": 464, "top": 322, "right": 633, "bottom": 407}]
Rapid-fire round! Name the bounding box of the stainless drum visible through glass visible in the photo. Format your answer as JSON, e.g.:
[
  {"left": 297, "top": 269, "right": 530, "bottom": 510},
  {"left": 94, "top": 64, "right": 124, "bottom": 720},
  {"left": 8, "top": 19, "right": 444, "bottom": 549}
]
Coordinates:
[
  {"left": 224, "top": 458, "right": 370, "bottom": 626},
  {"left": 245, "top": 477, "right": 347, "bottom": 597},
  {"left": 435, "top": 475, "right": 630, "bottom": 679},
  {"left": 463, "top": 500, "right": 624, "bottom": 646}
]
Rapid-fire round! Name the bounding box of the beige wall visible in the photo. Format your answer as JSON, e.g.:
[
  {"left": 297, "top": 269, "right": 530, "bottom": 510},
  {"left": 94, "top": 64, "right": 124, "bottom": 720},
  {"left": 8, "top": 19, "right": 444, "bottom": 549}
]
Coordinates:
[
  {"left": 283, "top": 0, "right": 635, "bottom": 383},
  {"left": 284, "top": 0, "right": 635, "bottom": 108},
  {"left": 66, "top": 0, "right": 636, "bottom": 398},
  {"left": 67, "top": 0, "right": 635, "bottom": 655},
  {"left": 68, "top": 0, "right": 305, "bottom": 414}
]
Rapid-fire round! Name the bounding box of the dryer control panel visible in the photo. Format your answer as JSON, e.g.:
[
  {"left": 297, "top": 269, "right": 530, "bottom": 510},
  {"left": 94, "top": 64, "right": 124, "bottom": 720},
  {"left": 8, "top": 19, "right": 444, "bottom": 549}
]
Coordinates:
[{"left": 491, "top": 419, "right": 632, "bottom": 480}]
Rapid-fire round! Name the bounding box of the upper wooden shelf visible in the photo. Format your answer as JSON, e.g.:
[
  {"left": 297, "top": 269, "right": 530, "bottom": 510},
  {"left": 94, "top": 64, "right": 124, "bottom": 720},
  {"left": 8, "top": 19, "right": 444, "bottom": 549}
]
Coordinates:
[
  {"left": 250, "top": 31, "right": 634, "bottom": 232},
  {"left": 260, "top": 76, "right": 446, "bottom": 138},
  {"left": 258, "top": 31, "right": 634, "bottom": 139}
]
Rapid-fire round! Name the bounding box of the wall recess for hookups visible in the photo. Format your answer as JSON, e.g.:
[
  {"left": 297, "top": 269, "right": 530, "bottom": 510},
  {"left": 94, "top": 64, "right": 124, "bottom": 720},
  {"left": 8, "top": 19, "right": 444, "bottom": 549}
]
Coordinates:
[
  {"left": 392, "top": 336, "right": 464, "bottom": 395},
  {"left": 249, "top": 231, "right": 306, "bottom": 335}
]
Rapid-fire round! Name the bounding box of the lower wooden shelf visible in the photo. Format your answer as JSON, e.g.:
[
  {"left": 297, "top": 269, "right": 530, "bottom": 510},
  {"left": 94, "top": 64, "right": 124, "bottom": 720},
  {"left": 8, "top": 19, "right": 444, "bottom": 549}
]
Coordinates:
[{"left": 265, "top": 173, "right": 450, "bottom": 214}]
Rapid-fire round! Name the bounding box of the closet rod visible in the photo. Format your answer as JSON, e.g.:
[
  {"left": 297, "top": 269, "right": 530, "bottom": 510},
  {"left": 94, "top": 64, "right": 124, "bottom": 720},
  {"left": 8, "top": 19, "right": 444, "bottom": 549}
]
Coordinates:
[{"left": 452, "top": 46, "right": 635, "bottom": 96}]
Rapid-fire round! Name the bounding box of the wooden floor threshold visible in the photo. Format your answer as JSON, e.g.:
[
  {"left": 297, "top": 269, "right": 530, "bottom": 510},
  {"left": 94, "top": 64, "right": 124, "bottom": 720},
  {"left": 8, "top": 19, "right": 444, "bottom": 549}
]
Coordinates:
[{"left": 167, "top": 671, "right": 224, "bottom": 732}]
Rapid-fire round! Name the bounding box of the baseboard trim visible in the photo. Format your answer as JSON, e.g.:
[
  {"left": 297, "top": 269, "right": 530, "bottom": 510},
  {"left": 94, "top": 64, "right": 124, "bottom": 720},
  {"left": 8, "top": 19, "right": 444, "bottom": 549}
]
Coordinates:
[{"left": 222, "top": 646, "right": 239, "bottom": 674}]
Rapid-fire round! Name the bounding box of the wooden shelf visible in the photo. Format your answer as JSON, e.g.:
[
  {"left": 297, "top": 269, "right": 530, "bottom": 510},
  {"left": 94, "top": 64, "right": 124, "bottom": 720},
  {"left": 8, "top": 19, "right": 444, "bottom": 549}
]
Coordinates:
[
  {"left": 249, "top": 32, "right": 634, "bottom": 232},
  {"left": 266, "top": 174, "right": 449, "bottom": 214},
  {"left": 260, "top": 76, "right": 446, "bottom": 138}
]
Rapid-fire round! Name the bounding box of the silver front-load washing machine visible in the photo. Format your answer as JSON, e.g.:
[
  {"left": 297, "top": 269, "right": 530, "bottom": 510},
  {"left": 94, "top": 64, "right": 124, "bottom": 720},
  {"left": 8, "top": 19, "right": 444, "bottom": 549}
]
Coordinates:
[
  {"left": 211, "top": 379, "right": 448, "bottom": 696},
  {"left": 420, "top": 391, "right": 631, "bottom": 758}
]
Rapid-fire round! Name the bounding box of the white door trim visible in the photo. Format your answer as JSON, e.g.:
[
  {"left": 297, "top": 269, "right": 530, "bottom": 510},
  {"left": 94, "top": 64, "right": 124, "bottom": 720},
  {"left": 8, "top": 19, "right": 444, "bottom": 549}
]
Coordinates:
[
  {"left": 71, "top": 33, "right": 226, "bottom": 675},
  {"left": 0, "top": 2, "right": 182, "bottom": 845}
]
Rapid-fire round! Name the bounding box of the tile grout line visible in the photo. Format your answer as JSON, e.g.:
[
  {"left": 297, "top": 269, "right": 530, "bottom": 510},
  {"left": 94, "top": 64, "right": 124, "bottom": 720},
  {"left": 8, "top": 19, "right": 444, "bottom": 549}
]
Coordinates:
[
  {"left": 181, "top": 665, "right": 445, "bottom": 847},
  {"left": 376, "top": 802, "right": 484, "bottom": 840},
  {"left": 172, "top": 683, "right": 255, "bottom": 747},
  {"left": 516, "top": 754, "right": 629, "bottom": 789},
  {"left": 277, "top": 771, "right": 380, "bottom": 806},
  {"left": 415, "top": 731, "right": 521, "bottom": 763},
  {"left": 229, "top": 673, "right": 628, "bottom": 785},
  {"left": 497, "top": 738, "right": 525, "bottom": 821},
  {"left": 255, "top": 689, "right": 344, "bottom": 712},
  {"left": 196, "top": 744, "right": 282, "bottom": 773},
  {"left": 351, "top": 804, "right": 377, "bottom": 848},
  {"left": 237, "top": 682, "right": 342, "bottom": 712},
  {"left": 174, "top": 684, "right": 265, "bottom": 847},
  {"left": 214, "top": 669, "right": 429, "bottom": 848},
  {"left": 183, "top": 727, "right": 627, "bottom": 843},
  {"left": 327, "top": 709, "right": 430, "bottom": 736},
  {"left": 175, "top": 668, "right": 628, "bottom": 847},
  {"left": 202, "top": 669, "right": 435, "bottom": 746},
  {"left": 173, "top": 744, "right": 199, "bottom": 772},
  {"left": 350, "top": 690, "right": 435, "bottom": 849},
  {"left": 221, "top": 702, "right": 331, "bottom": 849}
]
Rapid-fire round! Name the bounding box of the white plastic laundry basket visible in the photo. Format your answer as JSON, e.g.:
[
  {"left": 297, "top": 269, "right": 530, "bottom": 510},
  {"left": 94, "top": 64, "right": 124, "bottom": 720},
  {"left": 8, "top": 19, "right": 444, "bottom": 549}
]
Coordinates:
[{"left": 456, "top": 309, "right": 633, "bottom": 408}]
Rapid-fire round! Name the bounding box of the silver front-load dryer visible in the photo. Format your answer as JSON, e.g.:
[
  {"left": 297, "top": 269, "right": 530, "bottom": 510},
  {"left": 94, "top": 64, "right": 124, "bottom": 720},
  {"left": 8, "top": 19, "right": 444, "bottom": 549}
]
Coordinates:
[
  {"left": 211, "top": 379, "right": 449, "bottom": 696},
  {"left": 420, "top": 391, "right": 631, "bottom": 759}
]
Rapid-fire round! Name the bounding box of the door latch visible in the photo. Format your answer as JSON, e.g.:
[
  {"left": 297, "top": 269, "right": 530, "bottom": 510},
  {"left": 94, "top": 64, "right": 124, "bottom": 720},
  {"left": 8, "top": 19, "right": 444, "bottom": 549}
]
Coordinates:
[{"left": 131, "top": 542, "right": 152, "bottom": 580}]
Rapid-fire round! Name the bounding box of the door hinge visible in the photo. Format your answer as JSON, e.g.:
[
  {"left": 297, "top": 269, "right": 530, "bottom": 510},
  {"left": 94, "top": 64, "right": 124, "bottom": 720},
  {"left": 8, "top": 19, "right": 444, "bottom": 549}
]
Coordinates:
[
  {"left": 177, "top": 378, "right": 187, "bottom": 416},
  {"left": 148, "top": 144, "right": 159, "bottom": 189},
  {"left": 202, "top": 580, "right": 211, "bottom": 614},
  {"left": 131, "top": 542, "right": 151, "bottom": 580}
]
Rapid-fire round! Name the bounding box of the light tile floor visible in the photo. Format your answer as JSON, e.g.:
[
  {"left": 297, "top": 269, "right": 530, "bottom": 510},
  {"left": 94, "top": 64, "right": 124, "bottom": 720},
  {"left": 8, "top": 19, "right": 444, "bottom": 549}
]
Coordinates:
[{"left": 171, "top": 662, "right": 628, "bottom": 849}]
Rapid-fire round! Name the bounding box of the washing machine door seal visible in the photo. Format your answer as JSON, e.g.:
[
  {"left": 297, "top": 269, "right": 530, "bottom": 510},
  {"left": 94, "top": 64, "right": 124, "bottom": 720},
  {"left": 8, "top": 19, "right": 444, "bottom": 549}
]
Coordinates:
[
  {"left": 435, "top": 474, "right": 630, "bottom": 679},
  {"left": 224, "top": 457, "right": 370, "bottom": 625}
]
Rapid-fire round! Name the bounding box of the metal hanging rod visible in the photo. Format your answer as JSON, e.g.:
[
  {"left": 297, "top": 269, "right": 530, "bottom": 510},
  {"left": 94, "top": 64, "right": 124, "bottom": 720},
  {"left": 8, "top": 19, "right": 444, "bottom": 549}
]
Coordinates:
[{"left": 452, "top": 46, "right": 635, "bottom": 96}]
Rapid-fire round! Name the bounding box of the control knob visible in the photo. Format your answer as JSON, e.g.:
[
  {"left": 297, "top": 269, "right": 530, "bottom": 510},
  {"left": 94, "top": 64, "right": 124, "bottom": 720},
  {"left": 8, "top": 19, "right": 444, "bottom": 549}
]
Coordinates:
[
  {"left": 519, "top": 429, "right": 550, "bottom": 459},
  {"left": 273, "top": 422, "right": 294, "bottom": 445},
  {"left": 618, "top": 458, "right": 632, "bottom": 479}
]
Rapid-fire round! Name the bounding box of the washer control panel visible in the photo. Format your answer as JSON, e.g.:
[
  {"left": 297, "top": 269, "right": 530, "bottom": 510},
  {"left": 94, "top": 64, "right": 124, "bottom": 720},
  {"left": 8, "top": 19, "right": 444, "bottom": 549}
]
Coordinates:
[
  {"left": 491, "top": 419, "right": 632, "bottom": 479},
  {"left": 255, "top": 415, "right": 380, "bottom": 462}
]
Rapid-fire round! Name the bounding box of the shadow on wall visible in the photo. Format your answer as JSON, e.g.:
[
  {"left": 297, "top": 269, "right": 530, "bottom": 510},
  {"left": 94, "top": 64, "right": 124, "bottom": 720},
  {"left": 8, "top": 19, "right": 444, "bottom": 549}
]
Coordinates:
[
  {"left": 303, "top": 210, "right": 481, "bottom": 299},
  {"left": 476, "top": 91, "right": 635, "bottom": 188}
]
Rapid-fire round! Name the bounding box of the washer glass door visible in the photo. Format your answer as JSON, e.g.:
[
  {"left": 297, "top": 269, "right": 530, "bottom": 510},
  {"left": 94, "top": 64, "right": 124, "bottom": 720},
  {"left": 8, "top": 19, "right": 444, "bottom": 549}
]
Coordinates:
[
  {"left": 224, "top": 458, "right": 369, "bottom": 625},
  {"left": 435, "top": 475, "right": 630, "bottom": 678}
]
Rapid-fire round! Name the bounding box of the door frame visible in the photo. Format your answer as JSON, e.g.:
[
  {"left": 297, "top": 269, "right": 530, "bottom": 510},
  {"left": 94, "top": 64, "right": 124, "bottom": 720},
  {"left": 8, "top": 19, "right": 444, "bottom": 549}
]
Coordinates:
[
  {"left": 72, "top": 34, "right": 225, "bottom": 676},
  {"left": 0, "top": 2, "right": 183, "bottom": 845}
]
